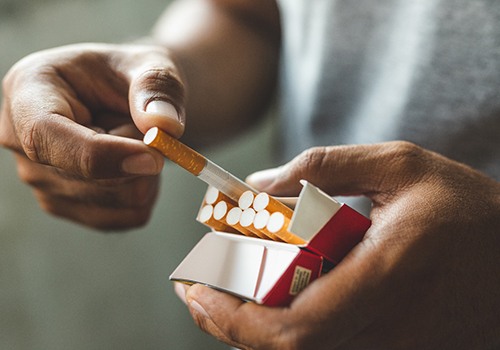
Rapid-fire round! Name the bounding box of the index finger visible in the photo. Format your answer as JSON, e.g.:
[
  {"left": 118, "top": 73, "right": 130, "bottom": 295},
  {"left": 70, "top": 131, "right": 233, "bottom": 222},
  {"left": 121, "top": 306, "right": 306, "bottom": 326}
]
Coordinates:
[
  {"left": 1, "top": 78, "right": 163, "bottom": 179},
  {"left": 248, "top": 142, "right": 437, "bottom": 200}
]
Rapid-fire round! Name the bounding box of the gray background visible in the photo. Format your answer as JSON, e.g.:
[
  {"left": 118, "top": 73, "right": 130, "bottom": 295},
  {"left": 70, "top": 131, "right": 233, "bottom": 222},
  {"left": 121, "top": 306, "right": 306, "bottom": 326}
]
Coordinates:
[{"left": 0, "top": 1, "right": 276, "bottom": 349}]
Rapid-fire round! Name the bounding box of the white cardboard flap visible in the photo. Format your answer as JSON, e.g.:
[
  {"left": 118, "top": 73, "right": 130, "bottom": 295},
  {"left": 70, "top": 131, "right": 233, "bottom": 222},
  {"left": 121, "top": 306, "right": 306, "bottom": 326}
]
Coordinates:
[
  {"left": 255, "top": 247, "right": 300, "bottom": 301},
  {"left": 170, "top": 232, "right": 300, "bottom": 300},
  {"left": 289, "top": 181, "right": 342, "bottom": 241}
]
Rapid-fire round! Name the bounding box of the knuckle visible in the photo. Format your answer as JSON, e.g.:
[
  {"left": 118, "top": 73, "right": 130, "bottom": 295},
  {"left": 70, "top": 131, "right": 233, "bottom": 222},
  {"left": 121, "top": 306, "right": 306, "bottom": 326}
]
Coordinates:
[
  {"left": 2, "top": 60, "right": 26, "bottom": 91},
  {"left": 79, "top": 144, "right": 94, "bottom": 179},
  {"left": 388, "top": 140, "right": 422, "bottom": 157},
  {"left": 2, "top": 69, "right": 13, "bottom": 94},
  {"left": 0, "top": 107, "right": 13, "bottom": 150},
  {"left": 1, "top": 64, "right": 52, "bottom": 154},
  {"left": 296, "top": 146, "right": 329, "bottom": 175},
  {"left": 21, "top": 117, "right": 44, "bottom": 163},
  {"left": 3, "top": 53, "right": 46, "bottom": 92},
  {"left": 78, "top": 137, "right": 104, "bottom": 179},
  {"left": 385, "top": 141, "right": 427, "bottom": 174}
]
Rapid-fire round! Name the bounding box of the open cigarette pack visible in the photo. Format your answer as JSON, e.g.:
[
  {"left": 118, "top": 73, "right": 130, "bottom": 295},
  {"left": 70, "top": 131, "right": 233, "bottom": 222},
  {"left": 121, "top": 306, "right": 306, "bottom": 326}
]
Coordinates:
[
  {"left": 143, "top": 128, "right": 371, "bottom": 306},
  {"left": 170, "top": 180, "right": 371, "bottom": 307}
]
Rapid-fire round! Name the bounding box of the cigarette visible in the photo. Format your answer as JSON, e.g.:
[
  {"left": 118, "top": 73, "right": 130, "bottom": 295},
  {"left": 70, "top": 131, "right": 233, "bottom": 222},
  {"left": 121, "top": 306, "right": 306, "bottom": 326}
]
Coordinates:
[
  {"left": 144, "top": 127, "right": 302, "bottom": 244},
  {"left": 238, "top": 190, "right": 255, "bottom": 210},
  {"left": 252, "top": 209, "right": 283, "bottom": 242},
  {"left": 266, "top": 212, "right": 306, "bottom": 245},
  {"left": 253, "top": 192, "right": 294, "bottom": 219},
  {"left": 239, "top": 208, "right": 271, "bottom": 240},
  {"left": 197, "top": 204, "right": 238, "bottom": 233},
  {"left": 253, "top": 209, "right": 270, "bottom": 231},
  {"left": 225, "top": 207, "right": 259, "bottom": 238},
  {"left": 144, "top": 127, "right": 257, "bottom": 203},
  {"left": 213, "top": 200, "right": 230, "bottom": 221},
  {"left": 204, "top": 186, "right": 237, "bottom": 206},
  {"left": 214, "top": 200, "right": 258, "bottom": 238}
]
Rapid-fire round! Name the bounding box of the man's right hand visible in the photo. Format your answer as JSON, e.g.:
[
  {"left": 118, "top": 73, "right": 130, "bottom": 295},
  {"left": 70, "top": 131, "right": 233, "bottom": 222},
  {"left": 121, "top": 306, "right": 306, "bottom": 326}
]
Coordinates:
[{"left": 0, "top": 43, "right": 186, "bottom": 230}]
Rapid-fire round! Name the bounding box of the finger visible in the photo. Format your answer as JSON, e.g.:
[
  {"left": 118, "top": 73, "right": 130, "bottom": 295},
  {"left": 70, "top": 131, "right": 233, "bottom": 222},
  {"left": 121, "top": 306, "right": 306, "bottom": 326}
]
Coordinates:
[
  {"left": 20, "top": 111, "right": 163, "bottom": 179},
  {"left": 184, "top": 228, "right": 405, "bottom": 349},
  {"left": 187, "top": 237, "right": 391, "bottom": 349},
  {"left": 187, "top": 241, "right": 397, "bottom": 349},
  {"left": 17, "top": 156, "right": 160, "bottom": 209},
  {"left": 2, "top": 45, "right": 129, "bottom": 136},
  {"left": 284, "top": 240, "right": 391, "bottom": 348},
  {"left": 125, "top": 47, "right": 186, "bottom": 137},
  {"left": 34, "top": 191, "right": 157, "bottom": 230},
  {"left": 173, "top": 282, "right": 188, "bottom": 305},
  {"left": 186, "top": 284, "right": 293, "bottom": 349},
  {"left": 1, "top": 46, "right": 174, "bottom": 180},
  {"left": 108, "top": 123, "right": 143, "bottom": 139},
  {"left": 246, "top": 142, "right": 434, "bottom": 199},
  {"left": 3, "top": 71, "right": 165, "bottom": 179}
]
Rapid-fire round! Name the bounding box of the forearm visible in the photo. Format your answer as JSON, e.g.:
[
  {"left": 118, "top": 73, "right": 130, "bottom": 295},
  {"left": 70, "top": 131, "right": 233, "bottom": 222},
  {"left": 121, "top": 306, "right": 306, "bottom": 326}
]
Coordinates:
[{"left": 151, "top": 0, "right": 281, "bottom": 146}]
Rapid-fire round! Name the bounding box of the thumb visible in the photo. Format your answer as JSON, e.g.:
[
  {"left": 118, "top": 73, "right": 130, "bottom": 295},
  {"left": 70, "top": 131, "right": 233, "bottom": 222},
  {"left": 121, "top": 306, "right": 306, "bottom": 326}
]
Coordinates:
[
  {"left": 246, "top": 142, "right": 431, "bottom": 198},
  {"left": 126, "top": 48, "right": 186, "bottom": 138}
]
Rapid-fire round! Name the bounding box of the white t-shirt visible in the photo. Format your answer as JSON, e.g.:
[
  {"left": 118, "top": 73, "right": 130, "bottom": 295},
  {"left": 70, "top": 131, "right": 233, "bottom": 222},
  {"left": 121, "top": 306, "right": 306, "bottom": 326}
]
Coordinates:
[{"left": 276, "top": 0, "right": 500, "bottom": 181}]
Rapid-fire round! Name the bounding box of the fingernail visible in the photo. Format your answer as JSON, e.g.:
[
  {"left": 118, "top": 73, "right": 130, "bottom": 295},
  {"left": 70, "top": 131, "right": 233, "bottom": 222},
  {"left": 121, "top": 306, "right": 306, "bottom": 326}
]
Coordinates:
[
  {"left": 122, "top": 153, "right": 160, "bottom": 175},
  {"left": 189, "top": 299, "right": 210, "bottom": 318},
  {"left": 246, "top": 167, "right": 281, "bottom": 190},
  {"left": 174, "top": 282, "right": 187, "bottom": 305},
  {"left": 145, "top": 100, "right": 180, "bottom": 121}
]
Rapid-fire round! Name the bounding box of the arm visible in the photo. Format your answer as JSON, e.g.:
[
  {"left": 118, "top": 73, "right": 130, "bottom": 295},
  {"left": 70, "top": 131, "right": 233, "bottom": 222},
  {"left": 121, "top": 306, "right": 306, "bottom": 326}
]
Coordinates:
[
  {"left": 153, "top": 0, "right": 281, "bottom": 146},
  {"left": 0, "top": 0, "right": 281, "bottom": 229}
]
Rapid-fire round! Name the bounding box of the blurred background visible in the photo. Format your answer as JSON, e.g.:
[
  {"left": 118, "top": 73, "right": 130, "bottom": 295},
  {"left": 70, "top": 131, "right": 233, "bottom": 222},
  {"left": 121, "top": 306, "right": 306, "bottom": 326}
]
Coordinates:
[{"left": 0, "top": 0, "right": 276, "bottom": 349}]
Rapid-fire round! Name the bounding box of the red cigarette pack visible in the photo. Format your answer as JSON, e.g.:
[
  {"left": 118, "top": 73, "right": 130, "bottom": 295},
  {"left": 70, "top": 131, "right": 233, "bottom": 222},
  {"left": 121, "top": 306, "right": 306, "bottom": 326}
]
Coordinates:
[{"left": 170, "top": 181, "right": 371, "bottom": 306}]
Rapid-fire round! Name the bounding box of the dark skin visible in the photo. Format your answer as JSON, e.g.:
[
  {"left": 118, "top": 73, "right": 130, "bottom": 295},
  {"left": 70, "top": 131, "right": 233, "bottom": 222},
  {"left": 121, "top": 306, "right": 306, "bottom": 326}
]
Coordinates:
[
  {"left": 179, "top": 142, "right": 500, "bottom": 349},
  {"left": 0, "top": 0, "right": 280, "bottom": 229},
  {"left": 1, "top": 0, "right": 499, "bottom": 348}
]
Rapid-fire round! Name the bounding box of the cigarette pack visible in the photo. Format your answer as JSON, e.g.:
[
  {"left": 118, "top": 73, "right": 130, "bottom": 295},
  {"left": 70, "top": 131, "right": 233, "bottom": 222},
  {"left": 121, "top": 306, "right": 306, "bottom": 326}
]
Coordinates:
[{"left": 170, "top": 181, "right": 371, "bottom": 307}]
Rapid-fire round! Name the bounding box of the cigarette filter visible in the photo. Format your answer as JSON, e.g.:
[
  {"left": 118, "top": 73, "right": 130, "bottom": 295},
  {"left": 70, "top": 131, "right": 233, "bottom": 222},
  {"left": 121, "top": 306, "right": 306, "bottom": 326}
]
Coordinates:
[
  {"left": 253, "top": 192, "right": 294, "bottom": 219},
  {"left": 197, "top": 204, "right": 238, "bottom": 233}
]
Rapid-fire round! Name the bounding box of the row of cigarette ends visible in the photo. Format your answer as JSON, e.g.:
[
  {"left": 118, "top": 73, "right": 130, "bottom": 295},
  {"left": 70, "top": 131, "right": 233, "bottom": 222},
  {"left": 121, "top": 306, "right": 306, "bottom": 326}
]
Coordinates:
[{"left": 198, "top": 187, "right": 306, "bottom": 245}]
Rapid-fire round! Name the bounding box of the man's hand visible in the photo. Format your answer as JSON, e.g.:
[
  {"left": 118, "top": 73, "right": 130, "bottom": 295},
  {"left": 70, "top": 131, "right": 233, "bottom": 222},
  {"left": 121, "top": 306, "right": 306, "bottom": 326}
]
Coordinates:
[
  {"left": 176, "top": 142, "right": 500, "bottom": 349},
  {"left": 0, "top": 0, "right": 281, "bottom": 230},
  {"left": 0, "top": 43, "right": 186, "bottom": 229}
]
